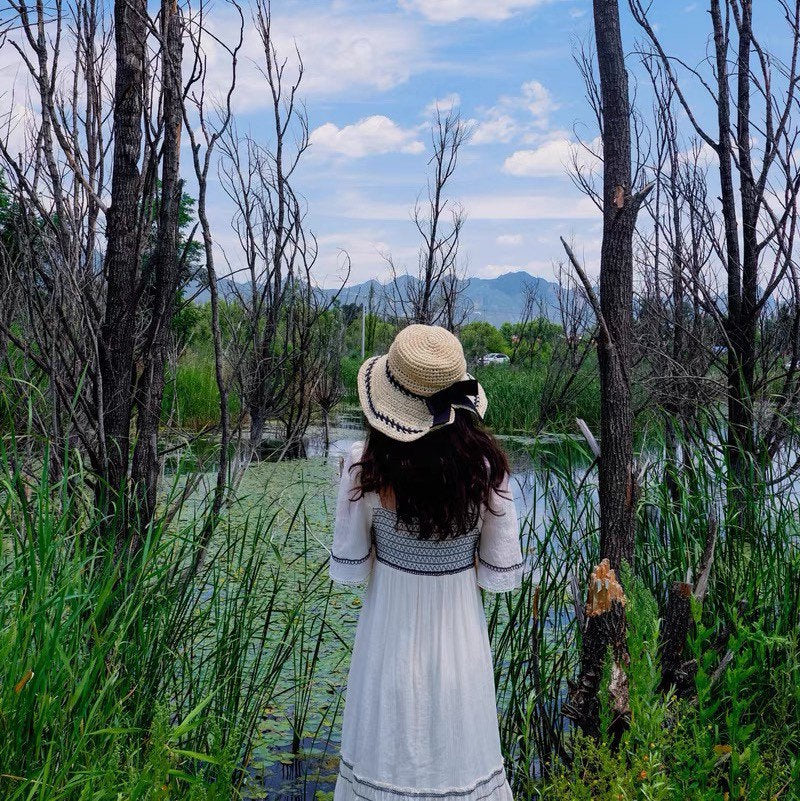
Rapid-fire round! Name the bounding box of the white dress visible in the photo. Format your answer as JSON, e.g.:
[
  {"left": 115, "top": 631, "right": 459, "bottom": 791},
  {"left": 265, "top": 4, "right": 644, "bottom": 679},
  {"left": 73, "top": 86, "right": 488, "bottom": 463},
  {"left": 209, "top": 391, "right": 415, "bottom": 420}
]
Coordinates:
[{"left": 329, "top": 441, "right": 524, "bottom": 801}]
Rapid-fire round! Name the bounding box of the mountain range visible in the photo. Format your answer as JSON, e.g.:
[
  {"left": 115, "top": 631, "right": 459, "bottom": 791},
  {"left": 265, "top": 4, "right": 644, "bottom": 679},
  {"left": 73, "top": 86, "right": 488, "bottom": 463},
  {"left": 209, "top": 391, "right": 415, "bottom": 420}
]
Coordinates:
[
  {"left": 189, "top": 271, "right": 562, "bottom": 327},
  {"left": 319, "top": 271, "right": 561, "bottom": 327}
]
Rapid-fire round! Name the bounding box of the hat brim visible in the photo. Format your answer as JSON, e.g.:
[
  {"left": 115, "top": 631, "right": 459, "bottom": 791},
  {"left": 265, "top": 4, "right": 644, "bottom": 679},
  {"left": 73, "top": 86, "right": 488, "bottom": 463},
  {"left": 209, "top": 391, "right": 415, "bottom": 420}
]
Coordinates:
[{"left": 357, "top": 355, "right": 488, "bottom": 443}]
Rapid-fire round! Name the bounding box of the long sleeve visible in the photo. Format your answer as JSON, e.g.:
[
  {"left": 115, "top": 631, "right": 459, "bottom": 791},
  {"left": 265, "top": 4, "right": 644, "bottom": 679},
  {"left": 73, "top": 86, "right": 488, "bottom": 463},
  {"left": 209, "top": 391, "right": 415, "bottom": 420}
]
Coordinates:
[
  {"left": 476, "top": 474, "right": 524, "bottom": 592},
  {"left": 329, "top": 442, "right": 374, "bottom": 585}
]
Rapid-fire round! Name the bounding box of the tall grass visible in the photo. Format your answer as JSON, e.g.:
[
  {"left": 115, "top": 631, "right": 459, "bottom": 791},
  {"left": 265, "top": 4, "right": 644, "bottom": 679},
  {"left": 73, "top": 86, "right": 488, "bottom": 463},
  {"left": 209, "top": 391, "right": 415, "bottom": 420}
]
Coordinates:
[
  {"left": 163, "top": 357, "right": 240, "bottom": 430},
  {"left": 0, "top": 441, "right": 302, "bottom": 799},
  {"left": 476, "top": 364, "right": 600, "bottom": 436},
  {"left": 487, "top": 428, "right": 800, "bottom": 797}
]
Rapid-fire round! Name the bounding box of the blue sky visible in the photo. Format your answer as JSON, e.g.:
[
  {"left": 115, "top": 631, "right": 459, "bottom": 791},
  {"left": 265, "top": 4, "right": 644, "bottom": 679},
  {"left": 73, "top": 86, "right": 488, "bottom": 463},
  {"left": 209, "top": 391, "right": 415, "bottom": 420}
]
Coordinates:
[
  {"left": 1, "top": 0, "right": 793, "bottom": 288},
  {"left": 176, "top": 0, "right": 800, "bottom": 288},
  {"left": 202, "top": 0, "right": 608, "bottom": 286}
]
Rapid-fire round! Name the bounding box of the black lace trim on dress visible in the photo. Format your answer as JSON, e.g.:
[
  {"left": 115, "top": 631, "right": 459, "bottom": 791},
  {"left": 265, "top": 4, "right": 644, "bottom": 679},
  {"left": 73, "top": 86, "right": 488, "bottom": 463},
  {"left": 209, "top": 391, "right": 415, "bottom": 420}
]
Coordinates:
[
  {"left": 374, "top": 554, "right": 474, "bottom": 576},
  {"left": 372, "top": 508, "right": 478, "bottom": 577},
  {"left": 478, "top": 555, "right": 524, "bottom": 572},
  {"left": 330, "top": 548, "right": 372, "bottom": 565},
  {"left": 338, "top": 756, "right": 506, "bottom": 798}
]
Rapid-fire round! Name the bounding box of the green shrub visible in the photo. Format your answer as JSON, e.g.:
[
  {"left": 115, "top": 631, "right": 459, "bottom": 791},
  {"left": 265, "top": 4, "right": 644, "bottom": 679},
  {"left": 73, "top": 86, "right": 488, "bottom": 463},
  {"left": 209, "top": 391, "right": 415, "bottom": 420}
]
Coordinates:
[
  {"left": 541, "top": 570, "right": 798, "bottom": 800},
  {"left": 341, "top": 356, "right": 363, "bottom": 405}
]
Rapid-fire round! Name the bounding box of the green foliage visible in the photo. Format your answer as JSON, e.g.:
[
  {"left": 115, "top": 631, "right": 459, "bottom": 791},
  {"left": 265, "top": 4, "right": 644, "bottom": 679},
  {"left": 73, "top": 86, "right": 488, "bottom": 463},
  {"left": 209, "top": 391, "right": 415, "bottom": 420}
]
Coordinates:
[
  {"left": 460, "top": 321, "right": 509, "bottom": 362},
  {"left": 172, "top": 295, "right": 203, "bottom": 353},
  {"left": 161, "top": 357, "right": 240, "bottom": 429},
  {"left": 344, "top": 314, "right": 396, "bottom": 358},
  {"left": 477, "top": 362, "right": 600, "bottom": 435},
  {"left": 341, "top": 355, "right": 363, "bottom": 405},
  {"left": 540, "top": 572, "right": 797, "bottom": 800},
  {"left": 0, "top": 437, "right": 309, "bottom": 800},
  {"left": 499, "top": 318, "right": 562, "bottom": 365}
]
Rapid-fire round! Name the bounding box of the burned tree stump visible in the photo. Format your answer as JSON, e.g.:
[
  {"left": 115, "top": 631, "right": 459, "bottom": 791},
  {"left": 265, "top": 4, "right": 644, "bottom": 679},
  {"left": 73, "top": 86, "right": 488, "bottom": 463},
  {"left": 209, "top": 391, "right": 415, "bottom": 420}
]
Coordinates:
[
  {"left": 564, "top": 559, "right": 630, "bottom": 742},
  {"left": 659, "top": 519, "right": 717, "bottom": 697},
  {"left": 659, "top": 581, "right": 695, "bottom": 696}
]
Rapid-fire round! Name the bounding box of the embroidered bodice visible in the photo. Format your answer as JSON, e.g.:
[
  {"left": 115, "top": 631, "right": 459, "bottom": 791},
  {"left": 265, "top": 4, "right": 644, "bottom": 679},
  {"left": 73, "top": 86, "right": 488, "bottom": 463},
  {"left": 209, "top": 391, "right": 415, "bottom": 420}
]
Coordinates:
[
  {"left": 371, "top": 507, "right": 479, "bottom": 576},
  {"left": 329, "top": 441, "right": 525, "bottom": 592}
]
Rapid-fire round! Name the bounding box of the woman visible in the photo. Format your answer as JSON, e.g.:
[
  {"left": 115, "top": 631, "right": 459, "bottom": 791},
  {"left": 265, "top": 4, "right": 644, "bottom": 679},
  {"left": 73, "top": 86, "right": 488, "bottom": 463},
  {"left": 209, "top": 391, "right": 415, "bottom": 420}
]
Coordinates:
[{"left": 329, "top": 324, "right": 524, "bottom": 801}]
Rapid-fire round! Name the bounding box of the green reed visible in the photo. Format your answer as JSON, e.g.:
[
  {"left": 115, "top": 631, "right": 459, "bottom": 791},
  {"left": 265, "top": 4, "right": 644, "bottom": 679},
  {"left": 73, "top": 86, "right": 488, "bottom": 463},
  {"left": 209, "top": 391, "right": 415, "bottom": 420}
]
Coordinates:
[
  {"left": 163, "top": 357, "right": 240, "bottom": 430},
  {"left": 477, "top": 365, "right": 600, "bottom": 436},
  {"left": 487, "top": 422, "right": 800, "bottom": 797},
  {"left": 0, "top": 437, "right": 303, "bottom": 799}
]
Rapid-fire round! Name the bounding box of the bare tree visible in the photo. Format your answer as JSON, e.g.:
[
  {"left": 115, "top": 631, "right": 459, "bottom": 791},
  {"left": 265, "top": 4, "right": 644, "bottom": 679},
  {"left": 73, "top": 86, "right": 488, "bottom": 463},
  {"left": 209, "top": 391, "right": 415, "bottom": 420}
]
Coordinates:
[
  {"left": 0, "top": 0, "right": 199, "bottom": 552},
  {"left": 534, "top": 265, "right": 597, "bottom": 430},
  {"left": 0, "top": 0, "right": 113, "bottom": 485},
  {"left": 219, "top": 0, "right": 344, "bottom": 465},
  {"left": 98, "top": 0, "right": 149, "bottom": 531},
  {"left": 629, "top": 0, "right": 800, "bottom": 523},
  {"left": 635, "top": 60, "right": 720, "bottom": 497},
  {"left": 507, "top": 282, "right": 542, "bottom": 366},
  {"left": 388, "top": 107, "right": 471, "bottom": 331},
  {"left": 314, "top": 311, "right": 346, "bottom": 453},
  {"left": 568, "top": 0, "right": 653, "bottom": 570},
  {"left": 181, "top": 0, "right": 243, "bottom": 567},
  {"left": 129, "top": 0, "right": 186, "bottom": 538},
  {"left": 562, "top": 0, "right": 653, "bottom": 741}
]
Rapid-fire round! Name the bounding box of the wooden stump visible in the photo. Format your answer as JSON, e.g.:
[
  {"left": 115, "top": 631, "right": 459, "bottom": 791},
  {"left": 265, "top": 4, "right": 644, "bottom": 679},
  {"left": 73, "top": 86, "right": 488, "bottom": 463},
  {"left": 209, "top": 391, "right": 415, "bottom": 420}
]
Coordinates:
[
  {"left": 659, "top": 581, "right": 695, "bottom": 696},
  {"left": 564, "top": 559, "right": 630, "bottom": 741}
]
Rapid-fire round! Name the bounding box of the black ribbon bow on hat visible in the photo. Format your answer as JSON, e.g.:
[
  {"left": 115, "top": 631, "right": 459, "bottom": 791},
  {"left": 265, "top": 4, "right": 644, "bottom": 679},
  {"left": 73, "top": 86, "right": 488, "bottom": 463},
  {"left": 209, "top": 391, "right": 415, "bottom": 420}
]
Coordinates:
[{"left": 425, "top": 378, "right": 479, "bottom": 426}]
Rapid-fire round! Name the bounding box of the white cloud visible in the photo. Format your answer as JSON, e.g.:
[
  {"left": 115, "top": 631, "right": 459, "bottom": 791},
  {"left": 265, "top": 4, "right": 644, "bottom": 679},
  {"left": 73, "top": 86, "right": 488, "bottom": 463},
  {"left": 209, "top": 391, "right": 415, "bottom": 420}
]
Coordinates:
[
  {"left": 520, "top": 80, "right": 557, "bottom": 125},
  {"left": 463, "top": 192, "right": 599, "bottom": 220},
  {"left": 424, "top": 93, "right": 461, "bottom": 116},
  {"left": 496, "top": 233, "right": 524, "bottom": 246},
  {"left": 400, "top": 0, "right": 548, "bottom": 23},
  {"left": 195, "top": 7, "right": 427, "bottom": 110},
  {"left": 314, "top": 230, "right": 419, "bottom": 287},
  {"left": 0, "top": 102, "right": 38, "bottom": 158},
  {"left": 471, "top": 114, "right": 518, "bottom": 145},
  {"left": 310, "top": 116, "right": 425, "bottom": 158},
  {"left": 469, "top": 80, "right": 558, "bottom": 145},
  {"left": 503, "top": 137, "right": 601, "bottom": 178},
  {"left": 679, "top": 140, "right": 717, "bottom": 167},
  {"left": 334, "top": 189, "right": 600, "bottom": 221}
]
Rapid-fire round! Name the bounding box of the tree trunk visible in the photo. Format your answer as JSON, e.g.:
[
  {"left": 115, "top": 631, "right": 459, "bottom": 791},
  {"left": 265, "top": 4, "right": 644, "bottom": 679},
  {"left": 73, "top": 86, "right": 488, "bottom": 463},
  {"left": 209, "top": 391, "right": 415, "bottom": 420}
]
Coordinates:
[
  {"left": 130, "top": 0, "right": 184, "bottom": 541},
  {"left": 594, "top": 0, "right": 636, "bottom": 571},
  {"left": 564, "top": 560, "right": 630, "bottom": 741},
  {"left": 322, "top": 408, "right": 330, "bottom": 454},
  {"left": 659, "top": 580, "right": 694, "bottom": 695},
  {"left": 731, "top": 0, "right": 759, "bottom": 529},
  {"left": 98, "top": 0, "right": 147, "bottom": 536},
  {"left": 709, "top": 0, "right": 758, "bottom": 533},
  {"left": 564, "top": 0, "right": 646, "bottom": 742}
]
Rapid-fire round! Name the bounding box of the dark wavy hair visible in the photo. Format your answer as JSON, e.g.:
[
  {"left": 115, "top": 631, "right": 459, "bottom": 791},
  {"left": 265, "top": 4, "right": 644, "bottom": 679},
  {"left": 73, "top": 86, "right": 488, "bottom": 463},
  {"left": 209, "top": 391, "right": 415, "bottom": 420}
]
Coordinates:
[{"left": 352, "top": 409, "right": 510, "bottom": 540}]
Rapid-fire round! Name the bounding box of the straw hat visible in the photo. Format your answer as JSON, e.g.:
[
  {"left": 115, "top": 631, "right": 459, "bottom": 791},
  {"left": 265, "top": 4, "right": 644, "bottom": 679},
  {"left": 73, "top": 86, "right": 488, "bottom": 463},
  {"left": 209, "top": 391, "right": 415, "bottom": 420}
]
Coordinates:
[{"left": 357, "top": 324, "right": 488, "bottom": 442}]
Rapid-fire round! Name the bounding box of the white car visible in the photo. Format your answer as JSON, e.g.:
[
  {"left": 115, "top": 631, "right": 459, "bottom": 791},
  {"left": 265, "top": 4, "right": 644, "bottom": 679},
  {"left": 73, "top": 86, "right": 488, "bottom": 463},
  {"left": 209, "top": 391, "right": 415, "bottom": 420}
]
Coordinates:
[{"left": 478, "top": 352, "right": 510, "bottom": 366}]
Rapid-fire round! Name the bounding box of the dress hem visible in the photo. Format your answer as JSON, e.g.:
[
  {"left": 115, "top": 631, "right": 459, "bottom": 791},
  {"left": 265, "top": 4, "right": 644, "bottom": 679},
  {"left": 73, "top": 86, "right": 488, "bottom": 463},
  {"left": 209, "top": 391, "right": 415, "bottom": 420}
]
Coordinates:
[{"left": 335, "top": 757, "right": 513, "bottom": 801}]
